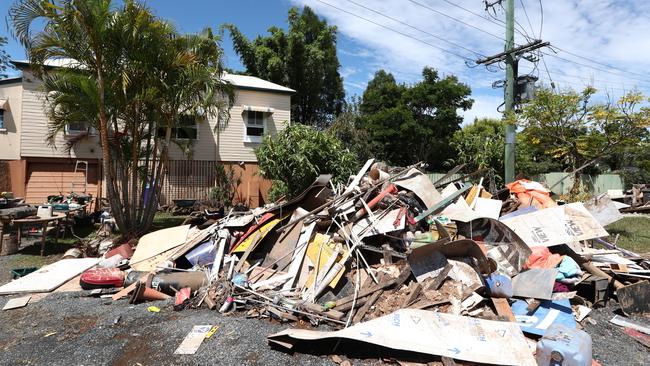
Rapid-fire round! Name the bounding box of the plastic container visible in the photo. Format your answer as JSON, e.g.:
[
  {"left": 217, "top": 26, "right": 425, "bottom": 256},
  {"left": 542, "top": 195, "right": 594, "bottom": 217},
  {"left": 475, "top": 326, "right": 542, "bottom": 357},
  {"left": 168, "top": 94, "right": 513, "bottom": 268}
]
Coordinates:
[{"left": 536, "top": 324, "right": 592, "bottom": 366}]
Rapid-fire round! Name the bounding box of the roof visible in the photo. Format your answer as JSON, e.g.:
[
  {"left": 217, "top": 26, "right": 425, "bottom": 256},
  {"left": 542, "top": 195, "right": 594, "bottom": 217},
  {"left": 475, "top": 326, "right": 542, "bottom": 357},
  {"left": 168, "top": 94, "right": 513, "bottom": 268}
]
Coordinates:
[
  {"left": 222, "top": 74, "right": 295, "bottom": 94},
  {"left": 0, "top": 76, "right": 23, "bottom": 86},
  {"left": 12, "top": 59, "right": 295, "bottom": 94}
]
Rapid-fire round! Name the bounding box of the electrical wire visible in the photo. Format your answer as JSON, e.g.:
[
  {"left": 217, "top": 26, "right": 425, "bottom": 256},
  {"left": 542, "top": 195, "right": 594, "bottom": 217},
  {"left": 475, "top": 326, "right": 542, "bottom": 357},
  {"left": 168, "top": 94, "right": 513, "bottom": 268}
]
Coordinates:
[
  {"left": 541, "top": 51, "right": 650, "bottom": 84},
  {"left": 345, "top": 0, "right": 487, "bottom": 58},
  {"left": 314, "top": 0, "right": 479, "bottom": 64},
  {"left": 519, "top": 0, "right": 537, "bottom": 38},
  {"left": 538, "top": 0, "right": 544, "bottom": 38},
  {"left": 437, "top": 0, "right": 650, "bottom": 85},
  {"left": 407, "top": 0, "right": 505, "bottom": 42}
]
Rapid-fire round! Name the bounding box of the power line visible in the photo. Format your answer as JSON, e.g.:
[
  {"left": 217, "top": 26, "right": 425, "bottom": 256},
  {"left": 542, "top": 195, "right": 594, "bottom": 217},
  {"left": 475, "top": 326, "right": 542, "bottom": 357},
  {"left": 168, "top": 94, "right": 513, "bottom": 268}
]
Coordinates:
[
  {"left": 345, "top": 0, "right": 487, "bottom": 58},
  {"left": 522, "top": 66, "right": 650, "bottom": 90},
  {"left": 519, "top": 0, "right": 536, "bottom": 38},
  {"left": 549, "top": 46, "right": 650, "bottom": 81},
  {"left": 537, "top": 0, "right": 544, "bottom": 38},
  {"left": 407, "top": 0, "right": 505, "bottom": 42},
  {"left": 541, "top": 51, "right": 650, "bottom": 84},
  {"left": 439, "top": 0, "right": 650, "bottom": 84},
  {"left": 314, "top": 0, "right": 477, "bottom": 63}
]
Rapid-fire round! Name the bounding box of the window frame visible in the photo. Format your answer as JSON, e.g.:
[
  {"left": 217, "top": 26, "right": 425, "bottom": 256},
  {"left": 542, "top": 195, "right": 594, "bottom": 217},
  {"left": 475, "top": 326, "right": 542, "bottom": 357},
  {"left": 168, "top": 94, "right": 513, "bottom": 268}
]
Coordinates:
[
  {"left": 243, "top": 110, "right": 267, "bottom": 143},
  {"left": 64, "top": 122, "right": 94, "bottom": 136},
  {"left": 157, "top": 115, "right": 199, "bottom": 141}
]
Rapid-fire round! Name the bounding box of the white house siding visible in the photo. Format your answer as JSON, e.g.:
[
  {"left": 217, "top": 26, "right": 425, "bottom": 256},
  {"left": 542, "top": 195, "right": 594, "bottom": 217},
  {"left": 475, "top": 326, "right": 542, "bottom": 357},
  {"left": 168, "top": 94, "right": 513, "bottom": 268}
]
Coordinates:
[
  {"left": 0, "top": 82, "right": 23, "bottom": 160},
  {"left": 216, "top": 89, "right": 291, "bottom": 162},
  {"left": 167, "top": 88, "right": 291, "bottom": 163},
  {"left": 19, "top": 71, "right": 101, "bottom": 160}
]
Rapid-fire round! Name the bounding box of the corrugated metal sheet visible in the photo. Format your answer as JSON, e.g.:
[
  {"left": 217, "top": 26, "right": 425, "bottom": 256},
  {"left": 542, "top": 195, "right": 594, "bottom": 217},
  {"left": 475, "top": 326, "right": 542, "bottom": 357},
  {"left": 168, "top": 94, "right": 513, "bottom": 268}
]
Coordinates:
[{"left": 427, "top": 171, "right": 624, "bottom": 195}]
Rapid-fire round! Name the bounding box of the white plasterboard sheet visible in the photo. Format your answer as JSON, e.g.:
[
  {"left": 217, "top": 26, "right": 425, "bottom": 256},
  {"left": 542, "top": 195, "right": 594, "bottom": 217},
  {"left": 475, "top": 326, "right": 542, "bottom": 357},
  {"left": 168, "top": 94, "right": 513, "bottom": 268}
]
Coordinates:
[
  {"left": 473, "top": 198, "right": 503, "bottom": 220},
  {"left": 351, "top": 208, "right": 405, "bottom": 238},
  {"left": 441, "top": 196, "right": 480, "bottom": 222},
  {"left": 269, "top": 309, "right": 536, "bottom": 366},
  {"left": 130, "top": 225, "right": 191, "bottom": 271},
  {"left": 0, "top": 258, "right": 99, "bottom": 294},
  {"left": 2, "top": 296, "right": 31, "bottom": 310},
  {"left": 583, "top": 196, "right": 624, "bottom": 227},
  {"left": 174, "top": 325, "right": 212, "bottom": 354},
  {"left": 500, "top": 202, "right": 608, "bottom": 247}
]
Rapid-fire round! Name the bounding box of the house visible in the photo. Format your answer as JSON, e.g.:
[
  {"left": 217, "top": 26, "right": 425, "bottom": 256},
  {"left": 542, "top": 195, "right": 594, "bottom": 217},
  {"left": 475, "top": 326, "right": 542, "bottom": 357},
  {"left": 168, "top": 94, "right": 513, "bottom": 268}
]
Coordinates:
[{"left": 0, "top": 60, "right": 294, "bottom": 207}]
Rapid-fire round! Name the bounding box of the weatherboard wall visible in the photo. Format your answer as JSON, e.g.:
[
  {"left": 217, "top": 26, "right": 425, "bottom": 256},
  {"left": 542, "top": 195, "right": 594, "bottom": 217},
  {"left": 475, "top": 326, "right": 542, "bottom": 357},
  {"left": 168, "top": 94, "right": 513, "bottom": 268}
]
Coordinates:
[
  {"left": 19, "top": 71, "right": 102, "bottom": 160},
  {"left": 0, "top": 81, "right": 23, "bottom": 160}
]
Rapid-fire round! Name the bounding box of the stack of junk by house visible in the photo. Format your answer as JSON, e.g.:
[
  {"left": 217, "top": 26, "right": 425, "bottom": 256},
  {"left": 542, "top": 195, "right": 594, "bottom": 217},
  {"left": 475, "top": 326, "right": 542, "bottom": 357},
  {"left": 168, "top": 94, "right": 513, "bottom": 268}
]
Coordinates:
[{"left": 2, "top": 159, "right": 650, "bottom": 366}]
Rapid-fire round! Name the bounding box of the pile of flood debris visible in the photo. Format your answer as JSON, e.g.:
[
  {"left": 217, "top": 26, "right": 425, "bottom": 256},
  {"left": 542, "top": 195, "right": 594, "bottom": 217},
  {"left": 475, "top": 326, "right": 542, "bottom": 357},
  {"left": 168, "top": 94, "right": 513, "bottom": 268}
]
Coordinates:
[{"left": 2, "top": 160, "right": 650, "bottom": 365}]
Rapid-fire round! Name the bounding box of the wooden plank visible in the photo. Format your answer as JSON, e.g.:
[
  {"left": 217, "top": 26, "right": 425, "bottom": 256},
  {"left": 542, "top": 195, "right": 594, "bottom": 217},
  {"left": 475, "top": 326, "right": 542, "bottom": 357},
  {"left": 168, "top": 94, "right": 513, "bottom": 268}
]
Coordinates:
[{"left": 491, "top": 298, "right": 516, "bottom": 322}]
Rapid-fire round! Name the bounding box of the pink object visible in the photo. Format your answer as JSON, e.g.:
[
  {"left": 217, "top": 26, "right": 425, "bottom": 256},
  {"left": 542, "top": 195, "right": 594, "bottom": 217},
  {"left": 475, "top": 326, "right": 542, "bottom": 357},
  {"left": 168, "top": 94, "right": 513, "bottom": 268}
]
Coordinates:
[
  {"left": 175, "top": 287, "right": 192, "bottom": 306},
  {"left": 80, "top": 267, "right": 125, "bottom": 289},
  {"left": 525, "top": 246, "right": 563, "bottom": 270},
  {"left": 106, "top": 243, "right": 134, "bottom": 260}
]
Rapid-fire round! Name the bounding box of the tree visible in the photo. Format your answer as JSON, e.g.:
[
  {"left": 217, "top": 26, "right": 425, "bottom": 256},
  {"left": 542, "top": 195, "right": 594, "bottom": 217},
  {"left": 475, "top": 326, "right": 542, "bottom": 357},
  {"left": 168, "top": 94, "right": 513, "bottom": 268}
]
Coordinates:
[
  {"left": 359, "top": 68, "right": 472, "bottom": 169},
  {"left": 449, "top": 118, "right": 505, "bottom": 181},
  {"left": 11, "top": 0, "right": 232, "bottom": 235},
  {"left": 519, "top": 87, "right": 649, "bottom": 179},
  {"left": 328, "top": 97, "right": 374, "bottom": 163},
  {"left": 256, "top": 124, "right": 357, "bottom": 199},
  {"left": 0, "top": 37, "right": 12, "bottom": 78},
  {"left": 225, "top": 6, "right": 344, "bottom": 126}
]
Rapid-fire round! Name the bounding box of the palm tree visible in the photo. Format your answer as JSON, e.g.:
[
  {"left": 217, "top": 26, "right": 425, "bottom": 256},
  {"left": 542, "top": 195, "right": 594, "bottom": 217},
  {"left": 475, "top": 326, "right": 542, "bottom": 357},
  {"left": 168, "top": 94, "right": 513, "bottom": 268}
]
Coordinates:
[{"left": 10, "top": 0, "right": 233, "bottom": 234}]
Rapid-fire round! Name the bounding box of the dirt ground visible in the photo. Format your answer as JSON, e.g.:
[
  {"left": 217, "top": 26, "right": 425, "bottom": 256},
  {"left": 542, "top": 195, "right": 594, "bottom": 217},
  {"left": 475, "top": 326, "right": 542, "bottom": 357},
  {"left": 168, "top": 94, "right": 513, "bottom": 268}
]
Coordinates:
[{"left": 0, "top": 282, "right": 648, "bottom": 366}]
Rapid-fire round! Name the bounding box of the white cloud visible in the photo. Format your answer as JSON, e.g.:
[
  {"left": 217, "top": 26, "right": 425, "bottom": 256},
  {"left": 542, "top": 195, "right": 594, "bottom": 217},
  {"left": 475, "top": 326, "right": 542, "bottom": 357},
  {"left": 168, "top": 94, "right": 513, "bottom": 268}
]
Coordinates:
[{"left": 290, "top": 0, "right": 650, "bottom": 119}]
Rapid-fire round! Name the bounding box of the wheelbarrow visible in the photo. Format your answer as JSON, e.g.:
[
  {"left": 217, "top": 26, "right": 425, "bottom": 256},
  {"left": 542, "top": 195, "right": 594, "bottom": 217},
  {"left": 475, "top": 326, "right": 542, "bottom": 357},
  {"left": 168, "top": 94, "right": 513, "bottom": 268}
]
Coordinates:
[{"left": 172, "top": 199, "right": 197, "bottom": 216}]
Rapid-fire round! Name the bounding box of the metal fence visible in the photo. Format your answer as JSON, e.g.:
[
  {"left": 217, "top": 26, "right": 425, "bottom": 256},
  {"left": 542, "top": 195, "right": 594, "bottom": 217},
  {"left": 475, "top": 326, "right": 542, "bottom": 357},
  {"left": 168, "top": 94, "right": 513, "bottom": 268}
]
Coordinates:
[
  {"left": 426, "top": 172, "right": 624, "bottom": 196},
  {"left": 160, "top": 160, "right": 217, "bottom": 205}
]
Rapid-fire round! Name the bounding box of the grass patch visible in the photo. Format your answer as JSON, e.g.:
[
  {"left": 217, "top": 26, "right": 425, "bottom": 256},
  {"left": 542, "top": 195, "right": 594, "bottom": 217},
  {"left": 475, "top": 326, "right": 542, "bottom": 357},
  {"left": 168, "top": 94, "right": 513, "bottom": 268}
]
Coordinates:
[
  {"left": 148, "top": 212, "right": 187, "bottom": 233},
  {"left": 605, "top": 215, "right": 650, "bottom": 254}
]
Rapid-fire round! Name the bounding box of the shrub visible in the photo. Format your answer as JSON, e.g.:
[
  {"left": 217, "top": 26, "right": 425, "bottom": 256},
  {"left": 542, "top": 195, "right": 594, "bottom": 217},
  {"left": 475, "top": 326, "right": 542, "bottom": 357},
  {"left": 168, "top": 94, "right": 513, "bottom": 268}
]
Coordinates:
[{"left": 256, "top": 124, "right": 358, "bottom": 198}]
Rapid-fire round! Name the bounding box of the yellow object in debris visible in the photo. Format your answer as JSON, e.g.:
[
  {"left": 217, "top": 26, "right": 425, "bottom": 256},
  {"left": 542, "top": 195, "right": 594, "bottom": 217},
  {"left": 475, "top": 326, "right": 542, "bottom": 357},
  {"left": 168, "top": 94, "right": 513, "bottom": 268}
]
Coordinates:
[
  {"left": 204, "top": 325, "right": 219, "bottom": 339},
  {"left": 305, "top": 233, "right": 347, "bottom": 289},
  {"left": 232, "top": 215, "right": 288, "bottom": 253},
  {"left": 147, "top": 306, "right": 161, "bottom": 313}
]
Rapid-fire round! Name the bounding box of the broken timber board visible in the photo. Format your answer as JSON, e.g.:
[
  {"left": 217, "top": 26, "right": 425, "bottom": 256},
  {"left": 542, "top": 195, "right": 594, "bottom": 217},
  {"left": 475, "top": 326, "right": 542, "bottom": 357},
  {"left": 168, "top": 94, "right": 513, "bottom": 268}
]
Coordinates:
[{"left": 491, "top": 298, "right": 516, "bottom": 322}]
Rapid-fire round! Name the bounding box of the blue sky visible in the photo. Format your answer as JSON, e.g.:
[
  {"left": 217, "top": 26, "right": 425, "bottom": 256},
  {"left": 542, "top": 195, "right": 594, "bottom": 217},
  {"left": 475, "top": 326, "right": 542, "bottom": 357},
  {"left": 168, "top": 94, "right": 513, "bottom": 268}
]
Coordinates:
[{"left": 2, "top": 0, "right": 650, "bottom": 123}]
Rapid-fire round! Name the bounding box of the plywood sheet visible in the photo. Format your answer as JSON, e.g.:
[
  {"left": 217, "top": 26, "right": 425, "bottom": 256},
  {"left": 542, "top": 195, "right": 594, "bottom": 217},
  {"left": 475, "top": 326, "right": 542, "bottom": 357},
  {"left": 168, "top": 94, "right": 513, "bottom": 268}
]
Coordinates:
[
  {"left": 0, "top": 258, "right": 99, "bottom": 294},
  {"left": 130, "top": 225, "right": 190, "bottom": 271},
  {"left": 269, "top": 309, "right": 536, "bottom": 366}
]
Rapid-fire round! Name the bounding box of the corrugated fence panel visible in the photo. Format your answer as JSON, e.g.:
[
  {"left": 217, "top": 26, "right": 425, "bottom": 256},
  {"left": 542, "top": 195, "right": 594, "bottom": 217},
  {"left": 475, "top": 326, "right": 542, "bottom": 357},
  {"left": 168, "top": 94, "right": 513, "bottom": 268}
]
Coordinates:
[
  {"left": 427, "top": 171, "right": 623, "bottom": 196},
  {"left": 426, "top": 173, "right": 465, "bottom": 186}
]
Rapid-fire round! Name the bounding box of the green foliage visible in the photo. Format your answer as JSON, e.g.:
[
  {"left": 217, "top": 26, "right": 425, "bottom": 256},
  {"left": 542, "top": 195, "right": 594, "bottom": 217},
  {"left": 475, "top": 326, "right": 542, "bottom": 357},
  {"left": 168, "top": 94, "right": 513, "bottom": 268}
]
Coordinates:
[
  {"left": 256, "top": 124, "right": 357, "bottom": 198},
  {"left": 328, "top": 97, "right": 373, "bottom": 162},
  {"left": 10, "top": 0, "right": 233, "bottom": 235},
  {"left": 209, "top": 164, "right": 241, "bottom": 207},
  {"left": 0, "top": 36, "right": 12, "bottom": 78},
  {"left": 224, "top": 6, "right": 344, "bottom": 126},
  {"left": 520, "top": 87, "right": 649, "bottom": 172},
  {"left": 267, "top": 180, "right": 289, "bottom": 202},
  {"left": 358, "top": 68, "right": 472, "bottom": 169},
  {"left": 449, "top": 118, "right": 505, "bottom": 180}
]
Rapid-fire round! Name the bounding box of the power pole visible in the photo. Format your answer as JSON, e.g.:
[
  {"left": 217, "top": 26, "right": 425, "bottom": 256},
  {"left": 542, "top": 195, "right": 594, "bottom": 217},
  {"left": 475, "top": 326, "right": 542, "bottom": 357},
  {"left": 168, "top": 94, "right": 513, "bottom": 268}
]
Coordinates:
[
  {"left": 477, "top": 0, "right": 550, "bottom": 184},
  {"left": 504, "top": 0, "right": 516, "bottom": 184}
]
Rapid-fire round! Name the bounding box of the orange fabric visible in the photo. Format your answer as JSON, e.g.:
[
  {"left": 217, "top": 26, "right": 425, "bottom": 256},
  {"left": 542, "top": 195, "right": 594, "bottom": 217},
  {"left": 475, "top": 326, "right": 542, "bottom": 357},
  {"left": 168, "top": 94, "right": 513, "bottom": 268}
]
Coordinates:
[
  {"left": 506, "top": 179, "right": 556, "bottom": 209},
  {"left": 525, "top": 246, "right": 563, "bottom": 270}
]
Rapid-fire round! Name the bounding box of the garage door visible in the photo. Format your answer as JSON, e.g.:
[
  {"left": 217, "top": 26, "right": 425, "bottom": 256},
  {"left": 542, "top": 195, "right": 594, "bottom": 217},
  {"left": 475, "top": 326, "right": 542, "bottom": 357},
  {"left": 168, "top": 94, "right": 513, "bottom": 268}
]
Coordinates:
[{"left": 25, "top": 161, "right": 99, "bottom": 204}]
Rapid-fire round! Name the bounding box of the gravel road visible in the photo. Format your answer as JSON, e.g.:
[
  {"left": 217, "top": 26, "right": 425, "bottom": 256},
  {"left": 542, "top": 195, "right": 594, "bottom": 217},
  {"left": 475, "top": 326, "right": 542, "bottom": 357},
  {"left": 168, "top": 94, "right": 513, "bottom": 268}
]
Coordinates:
[{"left": 0, "top": 292, "right": 335, "bottom": 366}]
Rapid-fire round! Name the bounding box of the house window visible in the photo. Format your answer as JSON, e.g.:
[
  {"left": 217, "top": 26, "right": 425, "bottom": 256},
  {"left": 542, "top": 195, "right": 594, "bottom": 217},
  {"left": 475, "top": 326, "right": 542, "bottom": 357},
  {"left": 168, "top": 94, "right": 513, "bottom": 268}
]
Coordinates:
[
  {"left": 157, "top": 115, "right": 198, "bottom": 140},
  {"left": 244, "top": 110, "right": 265, "bottom": 142},
  {"left": 65, "top": 122, "right": 87, "bottom": 134},
  {"left": 0, "top": 110, "right": 4, "bottom": 130}
]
